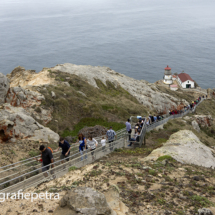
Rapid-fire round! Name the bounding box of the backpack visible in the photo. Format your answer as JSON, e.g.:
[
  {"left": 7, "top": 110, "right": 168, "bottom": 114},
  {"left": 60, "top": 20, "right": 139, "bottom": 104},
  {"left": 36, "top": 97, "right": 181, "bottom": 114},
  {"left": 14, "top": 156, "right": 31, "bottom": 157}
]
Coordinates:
[{"left": 47, "top": 146, "right": 53, "bottom": 153}]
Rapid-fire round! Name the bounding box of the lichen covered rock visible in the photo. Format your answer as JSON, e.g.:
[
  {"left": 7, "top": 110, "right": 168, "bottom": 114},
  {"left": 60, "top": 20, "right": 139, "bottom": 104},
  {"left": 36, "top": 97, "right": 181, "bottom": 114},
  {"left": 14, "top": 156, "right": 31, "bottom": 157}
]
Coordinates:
[
  {"left": 143, "top": 130, "right": 215, "bottom": 168},
  {"left": 54, "top": 187, "right": 113, "bottom": 215}
]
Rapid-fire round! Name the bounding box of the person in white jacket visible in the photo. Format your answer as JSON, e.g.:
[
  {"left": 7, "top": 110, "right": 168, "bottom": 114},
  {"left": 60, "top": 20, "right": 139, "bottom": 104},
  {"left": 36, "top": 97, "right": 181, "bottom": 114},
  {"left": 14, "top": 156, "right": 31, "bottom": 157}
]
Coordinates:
[
  {"left": 87, "top": 135, "right": 98, "bottom": 161},
  {"left": 101, "top": 136, "right": 106, "bottom": 152}
]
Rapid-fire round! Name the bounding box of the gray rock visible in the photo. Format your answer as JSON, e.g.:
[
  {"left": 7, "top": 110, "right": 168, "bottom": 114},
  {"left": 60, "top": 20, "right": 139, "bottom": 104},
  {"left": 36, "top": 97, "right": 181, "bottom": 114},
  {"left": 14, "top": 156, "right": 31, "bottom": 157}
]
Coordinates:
[
  {"left": 0, "top": 73, "right": 10, "bottom": 105},
  {"left": 143, "top": 130, "right": 215, "bottom": 169},
  {"left": 0, "top": 104, "right": 59, "bottom": 143},
  {"left": 51, "top": 91, "right": 56, "bottom": 98},
  {"left": 143, "top": 166, "right": 152, "bottom": 170},
  {"left": 63, "top": 82, "right": 70, "bottom": 87},
  {"left": 198, "top": 208, "right": 213, "bottom": 215},
  {"left": 53, "top": 187, "right": 112, "bottom": 215},
  {"left": 77, "top": 91, "right": 86, "bottom": 97},
  {"left": 192, "top": 120, "right": 200, "bottom": 132},
  {"left": 194, "top": 115, "right": 213, "bottom": 127},
  {"left": 193, "top": 176, "right": 206, "bottom": 182}
]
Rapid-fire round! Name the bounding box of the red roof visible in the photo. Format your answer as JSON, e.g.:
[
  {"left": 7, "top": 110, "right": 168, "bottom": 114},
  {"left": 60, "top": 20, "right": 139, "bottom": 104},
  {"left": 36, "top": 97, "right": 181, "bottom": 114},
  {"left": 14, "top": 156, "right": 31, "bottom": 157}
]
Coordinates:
[
  {"left": 164, "top": 65, "right": 171, "bottom": 70},
  {"left": 178, "top": 73, "right": 194, "bottom": 83}
]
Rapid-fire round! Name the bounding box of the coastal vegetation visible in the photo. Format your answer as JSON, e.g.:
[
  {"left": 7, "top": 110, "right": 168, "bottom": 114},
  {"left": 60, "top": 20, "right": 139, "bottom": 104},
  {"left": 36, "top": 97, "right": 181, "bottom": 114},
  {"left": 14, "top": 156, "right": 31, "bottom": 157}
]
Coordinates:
[{"left": 40, "top": 71, "right": 151, "bottom": 137}]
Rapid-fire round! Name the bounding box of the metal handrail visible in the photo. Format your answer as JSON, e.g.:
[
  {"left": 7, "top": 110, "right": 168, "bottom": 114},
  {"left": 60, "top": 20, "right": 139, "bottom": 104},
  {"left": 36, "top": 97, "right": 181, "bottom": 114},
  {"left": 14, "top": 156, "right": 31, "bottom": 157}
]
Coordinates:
[{"left": 0, "top": 98, "right": 205, "bottom": 192}]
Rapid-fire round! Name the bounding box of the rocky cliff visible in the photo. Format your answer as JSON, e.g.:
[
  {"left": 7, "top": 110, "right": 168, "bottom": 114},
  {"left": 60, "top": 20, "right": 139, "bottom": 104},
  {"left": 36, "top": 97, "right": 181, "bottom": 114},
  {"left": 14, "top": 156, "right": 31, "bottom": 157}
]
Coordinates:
[
  {"left": 7, "top": 64, "right": 193, "bottom": 113},
  {"left": 1, "top": 63, "right": 207, "bottom": 142}
]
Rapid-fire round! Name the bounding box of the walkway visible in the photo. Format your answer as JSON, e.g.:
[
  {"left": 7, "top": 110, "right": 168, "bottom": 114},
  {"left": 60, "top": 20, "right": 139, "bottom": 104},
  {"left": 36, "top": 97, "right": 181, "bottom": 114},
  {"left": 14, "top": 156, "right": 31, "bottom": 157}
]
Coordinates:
[{"left": 0, "top": 98, "right": 205, "bottom": 194}]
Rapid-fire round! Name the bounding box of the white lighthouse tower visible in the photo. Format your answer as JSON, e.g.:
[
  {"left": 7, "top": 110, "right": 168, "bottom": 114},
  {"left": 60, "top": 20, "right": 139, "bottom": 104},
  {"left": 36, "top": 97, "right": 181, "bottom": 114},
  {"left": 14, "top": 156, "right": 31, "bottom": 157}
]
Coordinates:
[{"left": 163, "top": 65, "right": 173, "bottom": 85}]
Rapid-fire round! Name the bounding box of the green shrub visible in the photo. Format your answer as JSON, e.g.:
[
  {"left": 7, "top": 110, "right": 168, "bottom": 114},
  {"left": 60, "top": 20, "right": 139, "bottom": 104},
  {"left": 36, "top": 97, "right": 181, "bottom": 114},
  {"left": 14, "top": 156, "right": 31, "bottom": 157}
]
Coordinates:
[
  {"left": 171, "top": 128, "right": 179, "bottom": 133},
  {"left": 149, "top": 169, "right": 157, "bottom": 176}
]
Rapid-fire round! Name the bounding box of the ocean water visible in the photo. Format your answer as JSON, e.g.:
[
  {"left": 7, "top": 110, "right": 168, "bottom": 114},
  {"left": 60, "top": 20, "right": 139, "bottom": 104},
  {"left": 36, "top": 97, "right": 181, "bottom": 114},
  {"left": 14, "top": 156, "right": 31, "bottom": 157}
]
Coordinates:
[{"left": 0, "top": 0, "right": 215, "bottom": 89}]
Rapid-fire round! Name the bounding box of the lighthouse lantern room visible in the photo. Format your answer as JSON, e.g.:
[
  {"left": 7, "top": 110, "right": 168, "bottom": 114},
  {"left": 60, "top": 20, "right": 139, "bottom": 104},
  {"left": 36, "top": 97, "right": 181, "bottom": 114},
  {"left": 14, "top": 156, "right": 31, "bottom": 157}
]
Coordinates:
[{"left": 163, "top": 65, "right": 173, "bottom": 85}]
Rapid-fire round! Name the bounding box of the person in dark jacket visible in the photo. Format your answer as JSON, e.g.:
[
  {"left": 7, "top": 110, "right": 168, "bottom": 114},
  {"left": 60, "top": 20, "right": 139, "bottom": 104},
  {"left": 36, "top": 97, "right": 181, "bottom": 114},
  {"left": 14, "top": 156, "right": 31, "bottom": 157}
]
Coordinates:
[
  {"left": 39, "top": 145, "right": 54, "bottom": 177},
  {"left": 54, "top": 137, "right": 71, "bottom": 163}
]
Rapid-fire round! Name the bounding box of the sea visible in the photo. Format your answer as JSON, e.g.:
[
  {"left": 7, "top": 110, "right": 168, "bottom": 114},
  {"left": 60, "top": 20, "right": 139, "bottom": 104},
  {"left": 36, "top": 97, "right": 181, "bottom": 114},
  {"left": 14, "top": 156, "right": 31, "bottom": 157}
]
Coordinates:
[{"left": 0, "top": 0, "right": 215, "bottom": 89}]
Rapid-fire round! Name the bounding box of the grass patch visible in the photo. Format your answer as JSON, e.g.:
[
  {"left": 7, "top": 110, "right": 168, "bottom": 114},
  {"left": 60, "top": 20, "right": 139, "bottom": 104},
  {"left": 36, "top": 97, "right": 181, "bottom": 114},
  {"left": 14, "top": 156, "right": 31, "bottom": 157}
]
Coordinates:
[
  {"left": 149, "top": 169, "right": 157, "bottom": 176},
  {"left": 62, "top": 117, "right": 125, "bottom": 137},
  {"left": 157, "top": 155, "right": 176, "bottom": 163},
  {"left": 69, "top": 166, "right": 78, "bottom": 171},
  {"left": 191, "top": 195, "right": 214, "bottom": 208},
  {"left": 28, "top": 150, "right": 40, "bottom": 157}
]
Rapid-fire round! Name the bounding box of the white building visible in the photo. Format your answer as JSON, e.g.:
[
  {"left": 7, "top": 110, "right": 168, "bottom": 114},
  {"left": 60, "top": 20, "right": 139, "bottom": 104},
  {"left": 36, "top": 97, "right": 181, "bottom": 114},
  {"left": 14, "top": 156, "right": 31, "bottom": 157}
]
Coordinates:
[
  {"left": 177, "top": 73, "right": 195, "bottom": 89},
  {"left": 163, "top": 65, "right": 173, "bottom": 85}
]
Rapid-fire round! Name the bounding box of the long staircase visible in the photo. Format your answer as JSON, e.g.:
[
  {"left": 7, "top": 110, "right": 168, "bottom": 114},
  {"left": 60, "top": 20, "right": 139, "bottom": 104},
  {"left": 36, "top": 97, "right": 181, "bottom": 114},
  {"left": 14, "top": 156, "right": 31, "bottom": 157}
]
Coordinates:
[{"left": 0, "top": 98, "right": 205, "bottom": 194}]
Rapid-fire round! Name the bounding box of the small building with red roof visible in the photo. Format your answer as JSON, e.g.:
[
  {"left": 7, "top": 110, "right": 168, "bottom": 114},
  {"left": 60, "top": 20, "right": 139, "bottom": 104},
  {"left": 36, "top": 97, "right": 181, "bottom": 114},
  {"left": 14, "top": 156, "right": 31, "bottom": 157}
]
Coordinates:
[{"left": 177, "top": 72, "right": 195, "bottom": 88}]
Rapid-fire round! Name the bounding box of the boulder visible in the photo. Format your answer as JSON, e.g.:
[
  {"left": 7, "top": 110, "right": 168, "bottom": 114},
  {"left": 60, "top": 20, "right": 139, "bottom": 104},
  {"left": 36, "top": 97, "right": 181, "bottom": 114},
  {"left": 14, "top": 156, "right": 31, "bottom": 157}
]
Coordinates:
[
  {"left": 51, "top": 91, "right": 56, "bottom": 99},
  {"left": 194, "top": 115, "right": 213, "bottom": 127},
  {"left": 192, "top": 120, "right": 200, "bottom": 132},
  {"left": 104, "top": 188, "right": 129, "bottom": 215},
  {"left": 53, "top": 187, "right": 113, "bottom": 215},
  {"left": 79, "top": 125, "right": 108, "bottom": 138},
  {"left": 0, "top": 73, "right": 10, "bottom": 105},
  {"left": 63, "top": 82, "right": 70, "bottom": 87},
  {"left": 0, "top": 104, "right": 59, "bottom": 143},
  {"left": 143, "top": 130, "right": 215, "bottom": 168},
  {"left": 198, "top": 208, "right": 213, "bottom": 215}
]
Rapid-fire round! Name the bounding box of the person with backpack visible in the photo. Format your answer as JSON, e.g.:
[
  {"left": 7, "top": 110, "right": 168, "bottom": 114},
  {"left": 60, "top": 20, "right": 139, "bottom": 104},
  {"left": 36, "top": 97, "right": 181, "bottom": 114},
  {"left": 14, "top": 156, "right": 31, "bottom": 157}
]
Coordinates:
[
  {"left": 54, "top": 137, "right": 71, "bottom": 163},
  {"left": 39, "top": 145, "right": 54, "bottom": 177},
  {"left": 76, "top": 133, "right": 87, "bottom": 160},
  {"left": 34, "top": 145, "right": 53, "bottom": 163}
]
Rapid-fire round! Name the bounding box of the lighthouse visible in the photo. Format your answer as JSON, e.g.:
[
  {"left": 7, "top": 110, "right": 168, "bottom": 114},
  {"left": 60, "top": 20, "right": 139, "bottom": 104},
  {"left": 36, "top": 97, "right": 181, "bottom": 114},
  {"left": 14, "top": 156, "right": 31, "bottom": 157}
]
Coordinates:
[{"left": 163, "top": 65, "right": 173, "bottom": 85}]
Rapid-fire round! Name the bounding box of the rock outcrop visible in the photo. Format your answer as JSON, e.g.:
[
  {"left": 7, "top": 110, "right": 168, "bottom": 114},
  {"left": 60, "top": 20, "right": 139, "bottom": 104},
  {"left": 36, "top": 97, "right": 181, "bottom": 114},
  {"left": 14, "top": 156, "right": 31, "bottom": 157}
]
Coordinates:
[
  {"left": 53, "top": 187, "right": 113, "bottom": 215},
  {"left": 143, "top": 130, "right": 215, "bottom": 168},
  {"left": 6, "top": 86, "right": 52, "bottom": 124},
  {"left": 52, "top": 63, "right": 187, "bottom": 112},
  {"left": 104, "top": 188, "right": 129, "bottom": 215},
  {"left": 7, "top": 64, "right": 189, "bottom": 113},
  {"left": 6, "top": 86, "right": 45, "bottom": 108},
  {"left": 192, "top": 120, "right": 200, "bottom": 132},
  {"left": 194, "top": 115, "right": 213, "bottom": 127},
  {"left": 6, "top": 66, "right": 55, "bottom": 87},
  {"left": 0, "top": 104, "right": 59, "bottom": 143},
  {"left": 0, "top": 73, "right": 10, "bottom": 105},
  {"left": 79, "top": 125, "right": 108, "bottom": 138}
]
